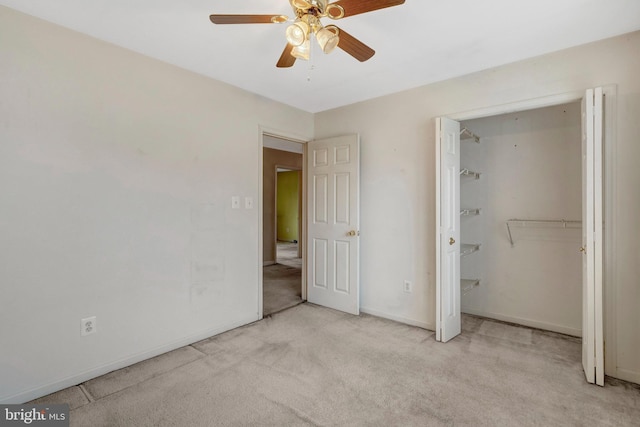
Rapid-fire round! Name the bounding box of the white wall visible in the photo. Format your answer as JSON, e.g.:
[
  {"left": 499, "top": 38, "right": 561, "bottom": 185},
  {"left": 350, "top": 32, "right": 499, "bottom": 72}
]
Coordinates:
[
  {"left": 0, "top": 6, "right": 313, "bottom": 403},
  {"left": 460, "top": 103, "right": 583, "bottom": 336},
  {"left": 1, "top": 7, "right": 639, "bottom": 401},
  {"left": 314, "top": 31, "right": 640, "bottom": 384}
]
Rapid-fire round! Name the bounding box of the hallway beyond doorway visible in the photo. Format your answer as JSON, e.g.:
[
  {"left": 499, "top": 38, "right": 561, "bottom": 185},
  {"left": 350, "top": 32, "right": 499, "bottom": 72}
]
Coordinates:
[{"left": 263, "top": 242, "right": 302, "bottom": 315}]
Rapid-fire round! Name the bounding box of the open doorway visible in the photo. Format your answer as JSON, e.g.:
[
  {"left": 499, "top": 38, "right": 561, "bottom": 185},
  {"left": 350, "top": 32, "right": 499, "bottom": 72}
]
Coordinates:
[{"left": 262, "top": 135, "right": 304, "bottom": 316}]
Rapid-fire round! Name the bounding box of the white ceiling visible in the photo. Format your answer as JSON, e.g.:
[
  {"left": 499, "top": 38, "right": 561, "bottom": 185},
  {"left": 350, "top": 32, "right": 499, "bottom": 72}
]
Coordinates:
[{"left": 2, "top": 0, "right": 640, "bottom": 113}]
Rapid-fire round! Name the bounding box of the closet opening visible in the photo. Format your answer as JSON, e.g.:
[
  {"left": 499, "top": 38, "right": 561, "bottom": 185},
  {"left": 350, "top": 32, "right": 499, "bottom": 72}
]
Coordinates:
[
  {"left": 458, "top": 102, "right": 583, "bottom": 337},
  {"left": 436, "top": 87, "right": 611, "bottom": 386}
]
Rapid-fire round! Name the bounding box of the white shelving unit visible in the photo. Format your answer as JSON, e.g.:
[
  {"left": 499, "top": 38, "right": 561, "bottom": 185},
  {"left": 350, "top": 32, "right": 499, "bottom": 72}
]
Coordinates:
[
  {"left": 460, "top": 208, "right": 481, "bottom": 216},
  {"left": 460, "top": 168, "right": 481, "bottom": 179},
  {"left": 461, "top": 279, "right": 480, "bottom": 295},
  {"left": 461, "top": 243, "right": 481, "bottom": 257},
  {"left": 460, "top": 127, "right": 481, "bottom": 143},
  {"left": 460, "top": 129, "right": 482, "bottom": 296}
]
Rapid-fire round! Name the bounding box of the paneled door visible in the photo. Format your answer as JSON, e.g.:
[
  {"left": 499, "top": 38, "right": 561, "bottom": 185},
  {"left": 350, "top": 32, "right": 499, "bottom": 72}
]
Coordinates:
[
  {"left": 435, "top": 117, "right": 461, "bottom": 342},
  {"left": 581, "top": 87, "right": 604, "bottom": 386},
  {"left": 307, "top": 135, "right": 360, "bottom": 315}
]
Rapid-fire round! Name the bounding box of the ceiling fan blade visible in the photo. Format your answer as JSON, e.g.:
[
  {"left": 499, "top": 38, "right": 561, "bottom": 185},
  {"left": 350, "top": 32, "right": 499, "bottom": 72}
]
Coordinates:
[
  {"left": 328, "top": 0, "right": 405, "bottom": 18},
  {"left": 209, "top": 14, "right": 286, "bottom": 24},
  {"left": 276, "top": 44, "right": 297, "bottom": 68},
  {"left": 335, "top": 27, "right": 375, "bottom": 62}
]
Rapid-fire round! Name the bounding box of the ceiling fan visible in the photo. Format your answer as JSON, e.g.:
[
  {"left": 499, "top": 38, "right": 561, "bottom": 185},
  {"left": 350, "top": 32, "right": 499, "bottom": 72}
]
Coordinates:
[{"left": 210, "top": 0, "right": 406, "bottom": 68}]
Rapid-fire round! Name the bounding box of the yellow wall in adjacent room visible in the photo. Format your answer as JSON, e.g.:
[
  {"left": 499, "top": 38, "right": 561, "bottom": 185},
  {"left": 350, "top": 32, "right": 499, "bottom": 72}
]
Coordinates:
[{"left": 277, "top": 171, "right": 300, "bottom": 242}]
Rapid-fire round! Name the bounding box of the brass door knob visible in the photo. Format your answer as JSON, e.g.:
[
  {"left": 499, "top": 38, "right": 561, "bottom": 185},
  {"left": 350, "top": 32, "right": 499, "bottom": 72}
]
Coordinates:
[
  {"left": 579, "top": 246, "right": 586, "bottom": 253},
  {"left": 449, "top": 237, "right": 455, "bottom": 245},
  {"left": 347, "top": 230, "right": 359, "bottom": 237}
]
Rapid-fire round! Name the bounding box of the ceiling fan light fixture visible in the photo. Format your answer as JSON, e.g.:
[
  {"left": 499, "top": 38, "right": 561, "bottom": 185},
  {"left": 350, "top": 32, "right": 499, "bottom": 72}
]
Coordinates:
[
  {"left": 285, "top": 20, "right": 310, "bottom": 46},
  {"left": 316, "top": 26, "right": 339, "bottom": 54},
  {"left": 291, "top": 39, "right": 311, "bottom": 60}
]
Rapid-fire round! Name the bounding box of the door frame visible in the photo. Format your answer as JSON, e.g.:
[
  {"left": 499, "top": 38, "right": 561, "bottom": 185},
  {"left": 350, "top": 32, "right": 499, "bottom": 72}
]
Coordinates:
[
  {"left": 259, "top": 127, "right": 309, "bottom": 319},
  {"left": 437, "top": 87, "right": 617, "bottom": 378}
]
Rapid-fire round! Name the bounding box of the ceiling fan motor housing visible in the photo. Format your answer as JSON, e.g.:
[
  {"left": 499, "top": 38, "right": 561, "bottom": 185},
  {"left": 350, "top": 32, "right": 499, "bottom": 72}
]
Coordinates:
[{"left": 290, "top": 0, "right": 329, "bottom": 16}]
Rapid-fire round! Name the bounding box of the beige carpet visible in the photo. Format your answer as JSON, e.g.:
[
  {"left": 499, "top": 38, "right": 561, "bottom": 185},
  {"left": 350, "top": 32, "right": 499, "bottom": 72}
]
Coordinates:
[
  {"left": 263, "top": 242, "right": 302, "bottom": 315},
  {"left": 263, "top": 263, "right": 302, "bottom": 315},
  {"left": 275, "top": 241, "right": 301, "bottom": 269},
  {"left": 32, "top": 304, "right": 640, "bottom": 426}
]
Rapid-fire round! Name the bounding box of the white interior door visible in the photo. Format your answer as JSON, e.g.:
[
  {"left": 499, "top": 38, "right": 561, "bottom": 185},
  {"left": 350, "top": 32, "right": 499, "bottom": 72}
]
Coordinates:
[
  {"left": 581, "top": 88, "right": 604, "bottom": 386},
  {"left": 436, "top": 118, "right": 461, "bottom": 342},
  {"left": 306, "top": 135, "right": 360, "bottom": 315}
]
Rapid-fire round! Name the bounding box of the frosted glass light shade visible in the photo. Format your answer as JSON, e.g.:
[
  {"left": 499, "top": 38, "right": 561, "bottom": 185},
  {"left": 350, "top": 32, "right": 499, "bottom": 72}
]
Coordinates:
[
  {"left": 291, "top": 39, "right": 310, "bottom": 60},
  {"left": 316, "top": 27, "right": 339, "bottom": 54},
  {"left": 286, "top": 21, "right": 310, "bottom": 46}
]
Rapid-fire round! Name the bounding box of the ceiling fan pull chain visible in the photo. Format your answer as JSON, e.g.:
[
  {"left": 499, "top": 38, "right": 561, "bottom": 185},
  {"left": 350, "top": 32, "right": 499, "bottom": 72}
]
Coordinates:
[
  {"left": 307, "top": 64, "right": 315, "bottom": 82},
  {"left": 307, "top": 34, "right": 316, "bottom": 82}
]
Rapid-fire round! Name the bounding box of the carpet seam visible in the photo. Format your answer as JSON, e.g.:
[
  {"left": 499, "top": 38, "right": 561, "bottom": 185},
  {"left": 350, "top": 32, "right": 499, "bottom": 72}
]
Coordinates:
[
  {"left": 78, "top": 384, "right": 94, "bottom": 403},
  {"left": 82, "top": 353, "right": 207, "bottom": 402}
]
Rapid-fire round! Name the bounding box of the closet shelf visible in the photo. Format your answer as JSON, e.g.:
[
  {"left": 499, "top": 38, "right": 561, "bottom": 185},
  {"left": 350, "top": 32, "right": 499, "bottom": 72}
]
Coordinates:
[
  {"left": 461, "top": 279, "right": 480, "bottom": 295},
  {"left": 460, "top": 168, "right": 481, "bottom": 179},
  {"left": 461, "top": 243, "right": 481, "bottom": 257},
  {"left": 506, "top": 219, "right": 582, "bottom": 247},
  {"left": 460, "top": 128, "right": 480, "bottom": 143},
  {"left": 460, "top": 208, "right": 481, "bottom": 216}
]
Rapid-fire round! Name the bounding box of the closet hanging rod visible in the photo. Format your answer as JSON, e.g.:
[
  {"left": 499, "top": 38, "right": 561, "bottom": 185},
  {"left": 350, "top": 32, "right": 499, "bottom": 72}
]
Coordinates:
[
  {"left": 460, "top": 128, "right": 480, "bottom": 143},
  {"left": 506, "top": 219, "right": 582, "bottom": 247}
]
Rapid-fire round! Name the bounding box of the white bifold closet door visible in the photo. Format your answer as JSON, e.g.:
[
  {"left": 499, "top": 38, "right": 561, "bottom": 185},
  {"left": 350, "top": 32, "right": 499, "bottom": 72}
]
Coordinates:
[
  {"left": 435, "top": 88, "right": 604, "bottom": 386},
  {"left": 306, "top": 135, "right": 360, "bottom": 315},
  {"left": 435, "top": 117, "right": 461, "bottom": 342},
  {"left": 582, "top": 88, "right": 604, "bottom": 386}
]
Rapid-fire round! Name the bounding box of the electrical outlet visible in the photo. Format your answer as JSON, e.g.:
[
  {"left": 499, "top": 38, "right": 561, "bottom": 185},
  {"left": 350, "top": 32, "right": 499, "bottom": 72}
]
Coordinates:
[
  {"left": 403, "top": 280, "right": 412, "bottom": 293},
  {"left": 245, "top": 197, "right": 253, "bottom": 209},
  {"left": 81, "top": 316, "right": 97, "bottom": 336}
]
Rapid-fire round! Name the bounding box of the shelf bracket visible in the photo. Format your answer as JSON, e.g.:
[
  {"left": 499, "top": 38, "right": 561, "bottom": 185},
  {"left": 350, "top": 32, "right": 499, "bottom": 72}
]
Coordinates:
[
  {"left": 460, "top": 168, "right": 481, "bottom": 179},
  {"left": 506, "top": 221, "right": 514, "bottom": 247},
  {"left": 460, "top": 127, "right": 480, "bottom": 143}
]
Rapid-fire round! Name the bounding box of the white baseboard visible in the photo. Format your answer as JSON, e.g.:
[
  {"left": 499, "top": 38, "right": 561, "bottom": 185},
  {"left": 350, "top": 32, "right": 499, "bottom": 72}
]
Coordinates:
[
  {"left": 360, "top": 307, "right": 434, "bottom": 331},
  {"left": 614, "top": 368, "right": 640, "bottom": 386},
  {"left": 461, "top": 307, "right": 582, "bottom": 337},
  {"left": 2, "top": 314, "right": 259, "bottom": 404}
]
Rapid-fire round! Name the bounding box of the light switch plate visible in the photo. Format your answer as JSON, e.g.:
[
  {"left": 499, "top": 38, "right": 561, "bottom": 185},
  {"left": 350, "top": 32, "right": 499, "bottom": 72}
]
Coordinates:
[{"left": 231, "top": 196, "right": 240, "bottom": 209}]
